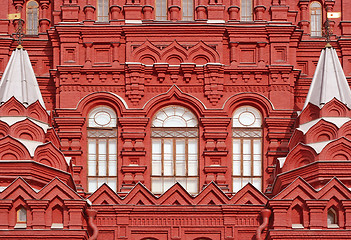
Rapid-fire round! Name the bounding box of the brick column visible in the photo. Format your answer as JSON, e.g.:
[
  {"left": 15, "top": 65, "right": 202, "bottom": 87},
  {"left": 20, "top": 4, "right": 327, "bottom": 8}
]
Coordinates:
[{"left": 27, "top": 200, "right": 49, "bottom": 229}]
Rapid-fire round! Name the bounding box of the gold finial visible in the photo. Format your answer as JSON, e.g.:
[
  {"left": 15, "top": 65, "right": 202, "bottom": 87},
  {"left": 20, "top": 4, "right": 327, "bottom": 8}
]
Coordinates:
[{"left": 325, "top": 42, "right": 332, "bottom": 48}]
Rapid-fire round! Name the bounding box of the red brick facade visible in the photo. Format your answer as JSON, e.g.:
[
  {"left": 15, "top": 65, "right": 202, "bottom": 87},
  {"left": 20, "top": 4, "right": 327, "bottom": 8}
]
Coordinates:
[{"left": 0, "top": 0, "right": 351, "bottom": 239}]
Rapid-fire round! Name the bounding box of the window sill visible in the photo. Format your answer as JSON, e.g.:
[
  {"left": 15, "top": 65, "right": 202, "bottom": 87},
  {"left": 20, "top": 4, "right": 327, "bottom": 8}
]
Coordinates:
[
  {"left": 51, "top": 223, "right": 64, "bottom": 229},
  {"left": 328, "top": 224, "right": 339, "bottom": 229},
  {"left": 292, "top": 224, "right": 304, "bottom": 229},
  {"left": 14, "top": 223, "right": 27, "bottom": 229}
]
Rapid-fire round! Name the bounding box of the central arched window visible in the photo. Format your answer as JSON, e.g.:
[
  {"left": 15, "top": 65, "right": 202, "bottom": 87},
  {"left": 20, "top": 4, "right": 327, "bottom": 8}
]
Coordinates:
[
  {"left": 310, "top": 2, "right": 322, "bottom": 37},
  {"left": 151, "top": 106, "right": 198, "bottom": 194},
  {"left": 232, "top": 106, "right": 262, "bottom": 192},
  {"left": 97, "top": 0, "right": 109, "bottom": 22},
  {"left": 26, "top": 0, "right": 39, "bottom": 35},
  {"left": 87, "top": 106, "right": 117, "bottom": 192},
  {"left": 241, "top": 0, "right": 253, "bottom": 21}
]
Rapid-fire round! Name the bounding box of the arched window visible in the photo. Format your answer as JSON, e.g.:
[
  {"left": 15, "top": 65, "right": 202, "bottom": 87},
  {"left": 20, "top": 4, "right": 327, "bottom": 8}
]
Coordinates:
[
  {"left": 327, "top": 208, "right": 339, "bottom": 228},
  {"left": 26, "top": 0, "right": 39, "bottom": 35},
  {"left": 51, "top": 205, "right": 63, "bottom": 229},
  {"left": 291, "top": 205, "right": 304, "bottom": 228},
  {"left": 232, "top": 106, "right": 262, "bottom": 192},
  {"left": 310, "top": 2, "right": 322, "bottom": 37},
  {"left": 97, "top": 0, "right": 109, "bottom": 22},
  {"left": 15, "top": 207, "right": 27, "bottom": 228},
  {"left": 156, "top": 0, "right": 167, "bottom": 20},
  {"left": 151, "top": 106, "right": 198, "bottom": 194},
  {"left": 182, "top": 0, "right": 194, "bottom": 20},
  {"left": 241, "top": 0, "right": 253, "bottom": 21},
  {"left": 87, "top": 106, "right": 117, "bottom": 192}
]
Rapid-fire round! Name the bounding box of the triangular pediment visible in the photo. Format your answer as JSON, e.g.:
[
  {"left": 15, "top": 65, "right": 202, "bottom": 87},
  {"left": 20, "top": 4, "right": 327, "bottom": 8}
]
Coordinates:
[
  {"left": 0, "top": 177, "right": 37, "bottom": 199},
  {"left": 37, "top": 177, "right": 82, "bottom": 200},
  {"left": 158, "top": 183, "right": 193, "bottom": 205},
  {"left": 88, "top": 184, "right": 122, "bottom": 205},
  {"left": 123, "top": 183, "right": 156, "bottom": 205},
  {"left": 317, "top": 177, "right": 351, "bottom": 200},
  {"left": 195, "top": 182, "right": 229, "bottom": 205},
  {"left": 273, "top": 177, "right": 317, "bottom": 200},
  {"left": 230, "top": 183, "right": 267, "bottom": 205}
]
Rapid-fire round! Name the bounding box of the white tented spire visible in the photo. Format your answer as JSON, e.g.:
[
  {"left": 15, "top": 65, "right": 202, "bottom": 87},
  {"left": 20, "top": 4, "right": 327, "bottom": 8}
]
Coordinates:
[
  {"left": 0, "top": 47, "right": 46, "bottom": 109},
  {"left": 303, "top": 46, "right": 351, "bottom": 110}
]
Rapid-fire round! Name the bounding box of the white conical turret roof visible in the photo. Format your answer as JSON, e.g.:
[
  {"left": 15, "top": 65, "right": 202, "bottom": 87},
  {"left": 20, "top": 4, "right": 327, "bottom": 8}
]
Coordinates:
[
  {"left": 303, "top": 46, "right": 351, "bottom": 110},
  {"left": 0, "top": 47, "right": 45, "bottom": 109}
]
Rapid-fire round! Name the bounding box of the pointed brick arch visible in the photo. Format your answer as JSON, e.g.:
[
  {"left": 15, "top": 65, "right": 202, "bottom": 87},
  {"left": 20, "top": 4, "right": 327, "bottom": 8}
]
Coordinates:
[
  {"left": 34, "top": 143, "right": 68, "bottom": 171},
  {"left": 132, "top": 40, "right": 162, "bottom": 63},
  {"left": 319, "top": 137, "right": 351, "bottom": 161},
  {"left": 188, "top": 41, "right": 220, "bottom": 63},
  {"left": 304, "top": 119, "right": 338, "bottom": 143},
  {"left": 11, "top": 118, "right": 46, "bottom": 142},
  {"left": 282, "top": 144, "right": 317, "bottom": 172},
  {"left": 161, "top": 41, "right": 187, "bottom": 63},
  {"left": 0, "top": 97, "right": 26, "bottom": 116},
  {"left": 0, "top": 136, "right": 32, "bottom": 160}
]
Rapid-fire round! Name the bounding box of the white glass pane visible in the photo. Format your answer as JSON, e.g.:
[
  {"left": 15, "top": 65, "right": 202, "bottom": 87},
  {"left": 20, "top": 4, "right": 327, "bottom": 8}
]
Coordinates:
[
  {"left": 88, "top": 161, "right": 96, "bottom": 176},
  {"left": 186, "top": 178, "right": 198, "bottom": 194},
  {"left": 107, "top": 179, "right": 117, "bottom": 192},
  {"left": 176, "top": 140, "right": 185, "bottom": 154},
  {"left": 99, "top": 139, "right": 107, "bottom": 154},
  {"left": 88, "top": 139, "right": 96, "bottom": 154},
  {"left": 243, "top": 154, "right": 251, "bottom": 161},
  {"left": 164, "top": 161, "right": 173, "bottom": 176},
  {"left": 152, "top": 178, "right": 163, "bottom": 193},
  {"left": 233, "top": 140, "right": 241, "bottom": 154},
  {"left": 243, "top": 140, "right": 251, "bottom": 154},
  {"left": 164, "top": 139, "right": 173, "bottom": 155},
  {"left": 152, "top": 160, "right": 162, "bottom": 175},
  {"left": 188, "top": 160, "right": 198, "bottom": 176},
  {"left": 243, "top": 161, "right": 251, "bottom": 176},
  {"left": 109, "top": 160, "right": 117, "bottom": 176},
  {"left": 164, "top": 178, "right": 175, "bottom": 191},
  {"left": 98, "top": 178, "right": 107, "bottom": 188},
  {"left": 242, "top": 177, "right": 251, "bottom": 187},
  {"left": 253, "top": 140, "right": 261, "bottom": 154},
  {"left": 252, "top": 178, "right": 261, "bottom": 190},
  {"left": 233, "top": 161, "right": 241, "bottom": 175},
  {"left": 99, "top": 160, "right": 107, "bottom": 176},
  {"left": 188, "top": 139, "right": 198, "bottom": 154},
  {"left": 163, "top": 116, "right": 187, "bottom": 127},
  {"left": 88, "top": 178, "right": 97, "bottom": 192},
  {"left": 109, "top": 140, "right": 117, "bottom": 154},
  {"left": 253, "top": 161, "right": 261, "bottom": 176},
  {"left": 233, "top": 154, "right": 241, "bottom": 161},
  {"left": 152, "top": 139, "right": 162, "bottom": 154},
  {"left": 233, "top": 178, "right": 241, "bottom": 192},
  {"left": 176, "top": 178, "right": 186, "bottom": 189},
  {"left": 176, "top": 160, "right": 186, "bottom": 176}
]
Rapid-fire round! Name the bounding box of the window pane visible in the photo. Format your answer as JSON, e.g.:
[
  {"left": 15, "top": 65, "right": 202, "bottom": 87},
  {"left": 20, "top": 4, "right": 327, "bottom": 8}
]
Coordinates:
[
  {"left": 108, "top": 178, "right": 117, "bottom": 192},
  {"left": 88, "top": 160, "right": 96, "bottom": 176},
  {"left": 164, "top": 178, "right": 175, "bottom": 191},
  {"left": 243, "top": 161, "right": 251, "bottom": 176},
  {"left": 152, "top": 178, "right": 163, "bottom": 193},
  {"left": 252, "top": 178, "right": 261, "bottom": 190},
  {"left": 233, "top": 161, "right": 241, "bottom": 175},
  {"left": 186, "top": 178, "right": 198, "bottom": 193},
  {"left": 109, "top": 160, "right": 117, "bottom": 176},
  {"left": 253, "top": 161, "right": 261, "bottom": 176},
  {"left": 176, "top": 140, "right": 186, "bottom": 176},
  {"left": 88, "top": 178, "right": 97, "bottom": 192},
  {"left": 233, "top": 178, "right": 241, "bottom": 192}
]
